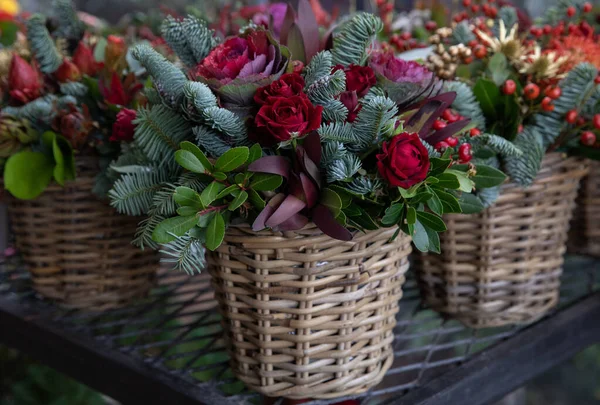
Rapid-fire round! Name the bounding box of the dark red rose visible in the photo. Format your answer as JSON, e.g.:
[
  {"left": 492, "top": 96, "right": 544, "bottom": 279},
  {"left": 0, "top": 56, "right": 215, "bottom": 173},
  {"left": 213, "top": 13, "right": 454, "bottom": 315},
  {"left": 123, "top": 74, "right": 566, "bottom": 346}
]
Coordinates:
[
  {"left": 8, "top": 54, "right": 42, "bottom": 104},
  {"left": 254, "top": 73, "right": 306, "bottom": 105},
  {"left": 255, "top": 95, "right": 323, "bottom": 145},
  {"left": 73, "top": 42, "right": 103, "bottom": 76},
  {"left": 110, "top": 108, "right": 137, "bottom": 142},
  {"left": 339, "top": 91, "right": 361, "bottom": 123},
  {"left": 334, "top": 64, "right": 376, "bottom": 97},
  {"left": 377, "top": 132, "right": 430, "bottom": 189},
  {"left": 55, "top": 58, "right": 81, "bottom": 83}
]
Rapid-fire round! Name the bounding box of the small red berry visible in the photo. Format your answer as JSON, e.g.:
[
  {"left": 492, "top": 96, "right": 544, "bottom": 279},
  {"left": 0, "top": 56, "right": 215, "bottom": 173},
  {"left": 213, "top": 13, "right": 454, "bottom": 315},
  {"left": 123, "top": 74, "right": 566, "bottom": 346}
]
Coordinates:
[
  {"left": 566, "top": 110, "right": 578, "bottom": 124},
  {"left": 400, "top": 31, "right": 411, "bottom": 40},
  {"left": 581, "top": 131, "right": 597, "bottom": 146},
  {"left": 518, "top": 124, "right": 524, "bottom": 133},
  {"left": 524, "top": 83, "right": 541, "bottom": 100},
  {"left": 446, "top": 137, "right": 459, "bottom": 147},
  {"left": 474, "top": 44, "right": 487, "bottom": 59},
  {"left": 541, "top": 97, "right": 555, "bottom": 112},
  {"left": 487, "top": 6, "right": 498, "bottom": 18},
  {"left": 433, "top": 119, "right": 447, "bottom": 131},
  {"left": 442, "top": 109, "right": 456, "bottom": 122},
  {"left": 471, "top": 4, "right": 480, "bottom": 13},
  {"left": 470, "top": 128, "right": 481, "bottom": 137},
  {"left": 376, "top": 0, "right": 386, "bottom": 6},
  {"left": 462, "top": 0, "right": 471, "bottom": 7},
  {"left": 594, "top": 75, "right": 600, "bottom": 84},
  {"left": 583, "top": 2, "right": 593, "bottom": 13},
  {"left": 543, "top": 25, "right": 552, "bottom": 35},
  {"left": 435, "top": 141, "right": 450, "bottom": 151},
  {"left": 482, "top": 3, "right": 490, "bottom": 14},
  {"left": 425, "top": 21, "right": 437, "bottom": 31},
  {"left": 593, "top": 114, "right": 600, "bottom": 129},
  {"left": 463, "top": 56, "right": 474, "bottom": 64},
  {"left": 545, "top": 86, "right": 562, "bottom": 99},
  {"left": 468, "top": 39, "right": 479, "bottom": 48},
  {"left": 458, "top": 144, "right": 473, "bottom": 162},
  {"left": 568, "top": 23, "right": 578, "bottom": 34},
  {"left": 567, "top": 6, "right": 576, "bottom": 17},
  {"left": 503, "top": 79, "right": 516, "bottom": 95}
]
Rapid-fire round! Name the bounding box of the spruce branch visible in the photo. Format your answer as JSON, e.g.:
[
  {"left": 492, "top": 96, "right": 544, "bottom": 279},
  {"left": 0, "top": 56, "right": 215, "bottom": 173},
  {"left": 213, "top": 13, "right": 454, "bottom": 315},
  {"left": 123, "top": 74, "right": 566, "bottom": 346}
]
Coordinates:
[
  {"left": 331, "top": 13, "right": 383, "bottom": 66},
  {"left": 26, "top": 14, "right": 62, "bottom": 73}
]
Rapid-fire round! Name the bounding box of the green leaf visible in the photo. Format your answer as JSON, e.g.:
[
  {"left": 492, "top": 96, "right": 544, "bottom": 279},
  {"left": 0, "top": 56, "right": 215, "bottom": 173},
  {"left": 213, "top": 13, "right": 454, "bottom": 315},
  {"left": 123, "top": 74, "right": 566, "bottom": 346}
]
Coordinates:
[
  {"left": 382, "top": 203, "right": 404, "bottom": 226},
  {"left": 212, "top": 172, "right": 227, "bottom": 181},
  {"left": 399, "top": 183, "right": 422, "bottom": 199},
  {"left": 346, "top": 205, "right": 378, "bottom": 230},
  {"left": 407, "top": 207, "right": 417, "bottom": 225},
  {"left": 180, "top": 141, "right": 212, "bottom": 171},
  {"left": 214, "top": 147, "right": 249, "bottom": 172},
  {"left": 174, "top": 186, "right": 203, "bottom": 209},
  {"left": 472, "top": 165, "right": 507, "bottom": 189},
  {"left": 458, "top": 193, "right": 485, "bottom": 214},
  {"left": 411, "top": 219, "right": 430, "bottom": 252},
  {"left": 447, "top": 169, "right": 475, "bottom": 192},
  {"left": 487, "top": 53, "right": 510, "bottom": 86},
  {"left": 427, "top": 190, "right": 443, "bottom": 216},
  {"left": 424, "top": 225, "right": 441, "bottom": 254},
  {"left": 250, "top": 173, "right": 283, "bottom": 191},
  {"left": 416, "top": 211, "right": 447, "bottom": 232},
  {"left": 432, "top": 188, "right": 462, "bottom": 213},
  {"left": 216, "top": 184, "right": 239, "bottom": 199},
  {"left": 152, "top": 216, "right": 199, "bottom": 243},
  {"left": 473, "top": 78, "right": 500, "bottom": 122},
  {"left": 197, "top": 212, "right": 214, "bottom": 227},
  {"left": 4, "top": 151, "right": 54, "bottom": 200},
  {"left": 248, "top": 143, "right": 263, "bottom": 164},
  {"left": 200, "top": 181, "right": 226, "bottom": 206},
  {"left": 328, "top": 185, "right": 353, "bottom": 208},
  {"left": 435, "top": 173, "right": 460, "bottom": 189},
  {"left": 228, "top": 190, "right": 248, "bottom": 211},
  {"left": 320, "top": 188, "right": 343, "bottom": 217},
  {"left": 248, "top": 189, "right": 265, "bottom": 209},
  {"left": 205, "top": 212, "right": 225, "bottom": 251},
  {"left": 429, "top": 157, "right": 452, "bottom": 176},
  {"left": 0, "top": 21, "right": 19, "bottom": 46},
  {"left": 177, "top": 206, "right": 198, "bottom": 216},
  {"left": 175, "top": 150, "right": 205, "bottom": 173},
  {"left": 410, "top": 191, "right": 433, "bottom": 205}
]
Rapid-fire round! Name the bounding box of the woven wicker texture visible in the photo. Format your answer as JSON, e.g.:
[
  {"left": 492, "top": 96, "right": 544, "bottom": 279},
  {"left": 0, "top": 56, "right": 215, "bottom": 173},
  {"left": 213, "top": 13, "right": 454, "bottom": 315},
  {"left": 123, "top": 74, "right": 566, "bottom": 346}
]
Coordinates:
[
  {"left": 568, "top": 160, "right": 600, "bottom": 256},
  {"left": 417, "top": 153, "right": 588, "bottom": 329},
  {"left": 206, "top": 225, "right": 411, "bottom": 399},
  {"left": 7, "top": 157, "right": 158, "bottom": 310}
]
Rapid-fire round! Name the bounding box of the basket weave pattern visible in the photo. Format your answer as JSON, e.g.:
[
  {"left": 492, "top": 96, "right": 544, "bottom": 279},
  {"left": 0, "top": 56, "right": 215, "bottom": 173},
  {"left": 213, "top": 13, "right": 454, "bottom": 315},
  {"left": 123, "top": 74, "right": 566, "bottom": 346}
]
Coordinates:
[
  {"left": 417, "top": 153, "right": 588, "bottom": 328},
  {"left": 8, "top": 158, "right": 158, "bottom": 310},
  {"left": 207, "top": 225, "right": 411, "bottom": 399},
  {"left": 568, "top": 160, "right": 600, "bottom": 256}
]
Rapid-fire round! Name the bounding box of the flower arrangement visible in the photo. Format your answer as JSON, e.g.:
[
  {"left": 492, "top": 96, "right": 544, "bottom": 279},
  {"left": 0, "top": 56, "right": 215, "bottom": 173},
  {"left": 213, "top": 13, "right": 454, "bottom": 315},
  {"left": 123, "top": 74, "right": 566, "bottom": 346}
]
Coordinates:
[
  {"left": 424, "top": 1, "right": 600, "bottom": 206},
  {"left": 0, "top": 0, "right": 146, "bottom": 199},
  {"left": 108, "top": 4, "right": 505, "bottom": 274}
]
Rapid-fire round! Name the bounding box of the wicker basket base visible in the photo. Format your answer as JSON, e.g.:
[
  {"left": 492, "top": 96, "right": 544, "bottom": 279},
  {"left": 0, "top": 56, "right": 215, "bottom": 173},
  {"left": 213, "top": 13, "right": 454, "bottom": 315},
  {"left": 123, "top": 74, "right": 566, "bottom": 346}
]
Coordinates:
[
  {"left": 568, "top": 160, "right": 600, "bottom": 256},
  {"left": 417, "top": 153, "right": 588, "bottom": 328},
  {"left": 207, "top": 225, "right": 411, "bottom": 399},
  {"left": 8, "top": 159, "right": 158, "bottom": 310}
]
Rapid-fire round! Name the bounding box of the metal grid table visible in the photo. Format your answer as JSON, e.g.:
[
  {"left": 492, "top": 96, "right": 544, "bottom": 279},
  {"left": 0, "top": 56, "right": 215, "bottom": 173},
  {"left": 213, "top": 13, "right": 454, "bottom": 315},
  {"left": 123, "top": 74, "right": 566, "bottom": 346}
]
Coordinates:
[{"left": 1, "top": 255, "right": 599, "bottom": 405}]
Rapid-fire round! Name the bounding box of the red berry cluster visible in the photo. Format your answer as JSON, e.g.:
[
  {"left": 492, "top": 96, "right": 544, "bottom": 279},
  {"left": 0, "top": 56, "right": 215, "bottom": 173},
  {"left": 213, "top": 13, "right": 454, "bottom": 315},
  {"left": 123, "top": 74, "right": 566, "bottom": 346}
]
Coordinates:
[
  {"left": 455, "top": 0, "right": 498, "bottom": 22},
  {"left": 432, "top": 108, "right": 480, "bottom": 163},
  {"left": 375, "top": 0, "right": 394, "bottom": 34},
  {"left": 502, "top": 80, "right": 562, "bottom": 112},
  {"left": 565, "top": 109, "right": 600, "bottom": 147},
  {"left": 387, "top": 31, "right": 427, "bottom": 53}
]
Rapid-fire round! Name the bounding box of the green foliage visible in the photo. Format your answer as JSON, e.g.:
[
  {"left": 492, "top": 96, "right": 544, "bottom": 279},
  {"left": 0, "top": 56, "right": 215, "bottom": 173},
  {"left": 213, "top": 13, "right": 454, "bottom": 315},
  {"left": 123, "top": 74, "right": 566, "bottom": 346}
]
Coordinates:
[
  {"left": 537, "top": 0, "right": 589, "bottom": 25},
  {"left": 182, "top": 81, "right": 218, "bottom": 120},
  {"left": 193, "top": 125, "right": 231, "bottom": 157},
  {"left": 503, "top": 126, "right": 545, "bottom": 187},
  {"left": 26, "top": 15, "right": 62, "bottom": 74},
  {"left": 331, "top": 13, "right": 383, "bottom": 66},
  {"left": 59, "top": 82, "right": 88, "bottom": 97},
  {"left": 445, "top": 81, "right": 486, "bottom": 130},
  {"left": 306, "top": 69, "right": 348, "bottom": 122},
  {"left": 52, "top": 0, "right": 84, "bottom": 40},
  {"left": 495, "top": 6, "right": 518, "bottom": 34},
  {"left": 326, "top": 154, "right": 361, "bottom": 182},
  {"left": 473, "top": 77, "right": 520, "bottom": 141},
  {"left": 161, "top": 15, "right": 218, "bottom": 68},
  {"left": 303, "top": 51, "right": 334, "bottom": 88},
  {"left": 471, "top": 133, "right": 523, "bottom": 159},
  {"left": 451, "top": 21, "right": 476, "bottom": 45},
  {"left": 108, "top": 167, "right": 170, "bottom": 216},
  {"left": 352, "top": 95, "right": 398, "bottom": 151},
  {"left": 160, "top": 235, "right": 206, "bottom": 275}
]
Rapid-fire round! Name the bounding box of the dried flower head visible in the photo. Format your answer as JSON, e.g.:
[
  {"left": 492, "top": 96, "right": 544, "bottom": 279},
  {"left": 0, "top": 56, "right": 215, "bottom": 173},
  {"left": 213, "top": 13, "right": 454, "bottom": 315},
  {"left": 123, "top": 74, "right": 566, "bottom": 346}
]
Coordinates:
[
  {"left": 477, "top": 21, "right": 526, "bottom": 62},
  {"left": 518, "top": 46, "right": 569, "bottom": 80}
]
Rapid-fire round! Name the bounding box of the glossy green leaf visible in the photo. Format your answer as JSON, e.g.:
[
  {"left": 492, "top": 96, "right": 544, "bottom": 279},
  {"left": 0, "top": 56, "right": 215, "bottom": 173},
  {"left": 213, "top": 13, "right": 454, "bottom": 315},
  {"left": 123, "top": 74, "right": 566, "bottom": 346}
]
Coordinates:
[
  {"left": 427, "top": 190, "right": 443, "bottom": 216},
  {"left": 228, "top": 190, "right": 248, "bottom": 211},
  {"left": 473, "top": 78, "right": 500, "bottom": 122},
  {"left": 435, "top": 173, "right": 460, "bottom": 189},
  {"left": 399, "top": 183, "right": 422, "bottom": 199},
  {"left": 4, "top": 151, "right": 54, "bottom": 200},
  {"left": 429, "top": 157, "right": 452, "bottom": 176},
  {"left": 416, "top": 211, "right": 447, "bottom": 232},
  {"left": 51, "top": 134, "right": 75, "bottom": 186},
  {"left": 200, "top": 182, "right": 226, "bottom": 207},
  {"left": 214, "top": 147, "right": 249, "bottom": 172},
  {"left": 248, "top": 143, "right": 262, "bottom": 164},
  {"left": 175, "top": 150, "right": 205, "bottom": 173},
  {"left": 320, "top": 188, "right": 343, "bottom": 217},
  {"left": 432, "top": 188, "right": 462, "bottom": 213},
  {"left": 458, "top": 193, "right": 485, "bottom": 214},
  {"left": 216, "top": 184, "right": 239, "bottom": 199},
  {"left": 410, "top": 191, "right": 433, "bottom": 205},
  {"left": 180, "top": 141, "right": 212, "bottom": 171},
  {"left": 407, "top": 207, "right": 417, "bottom": 225},
  {"left": 152, "top": 215, "right": 199, "bottom": 243},
  {"left": 447, "top": 169, "right": 475, "bottom": 192},
  {"left": 424, "top": 226, "right": 441, "bottom": 253},
  {"left": 382, "top": 203, "right": 404, "bottom": 226},
  {"left": 248, "top": 189, "right": 266, "bottom": 209},
  {"left": 250, "top": 173, "right": 283, "bottom": 191},
  {"left": 411, "top": 219, "right": 430, "bottom": 252},
  {"left": 174, "top": 186, "right": 203, "bottom": 209},
  {"left": 472, "top": 165, "right": 507, "bottom": 188},
  {"left": 212, "top": 172, "right": 227, "bottom": 181},
  {"left": 205, "top": 212, "right": 225, "bottom": 251},
  {"left": 177, "top": 206, "right": 198, "bottom": 216}
]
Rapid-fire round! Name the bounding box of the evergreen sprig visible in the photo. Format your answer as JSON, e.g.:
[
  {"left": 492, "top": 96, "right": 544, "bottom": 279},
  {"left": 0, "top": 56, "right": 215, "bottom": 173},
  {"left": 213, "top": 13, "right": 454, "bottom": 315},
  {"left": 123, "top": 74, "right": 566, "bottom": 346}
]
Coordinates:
[
  {"left": 26, "top": 14, "right": 62, "bottom": 73},
  {"left": 331, "top": 13, "right": 383, "bottom": 66}
]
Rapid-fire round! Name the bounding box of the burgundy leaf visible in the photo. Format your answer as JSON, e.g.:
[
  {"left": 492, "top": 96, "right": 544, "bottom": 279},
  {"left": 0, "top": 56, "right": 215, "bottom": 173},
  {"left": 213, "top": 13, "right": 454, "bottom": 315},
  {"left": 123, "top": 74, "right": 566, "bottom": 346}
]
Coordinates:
[
  {"left": 303, "top": 131, "right": 322, "bottom": 164},
  {"left": 297, "top": 0, "right": 320, "bottom": 63},
  {"left": 279, "top": 4, "right": 296, "bottom": 45},
  {"left": 321, "top": 25, "right": 336, "bottom": 51},
  {"left": 425, "top": 118, "right": 471, "bottom": 144},
  {"left": 265, "top": 194, "right": 306, "bottom": 228},
  {"left": 252, "top": 193, "right": 286, "bottom": 231},
  {"left": 312, "top": 204, "right": 353, "bottom": 241},
  {"left": 296, "top": 146, "right": 321, "bottom": 189},
  {"left": 404, "top": 92, "right": 457, "bottom": 137},
  {"left": 248, "top": 156, "right": 291, "bottom": 178},
  {"left": 300, "top": 172, "right": 319, "bottom": 208},
  {"left": 274, "top": 213, "right": 309, "bottom": 231}
]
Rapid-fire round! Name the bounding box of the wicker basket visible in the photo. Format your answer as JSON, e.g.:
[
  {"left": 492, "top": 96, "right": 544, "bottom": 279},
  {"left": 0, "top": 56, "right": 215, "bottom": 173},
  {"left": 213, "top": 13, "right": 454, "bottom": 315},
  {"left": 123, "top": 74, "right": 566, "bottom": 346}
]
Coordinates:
[
  {"left": 417, "top": 153, "right": 588, "bottom": 329},
  {"left": 568, "top": 160, "right": 600, "bottom": 256},
  {"left": 206, "top": 224, "right": 411, "bottom": 399},
  {"left": 7, "top": 157, "right": 158, "bottom": 310}
]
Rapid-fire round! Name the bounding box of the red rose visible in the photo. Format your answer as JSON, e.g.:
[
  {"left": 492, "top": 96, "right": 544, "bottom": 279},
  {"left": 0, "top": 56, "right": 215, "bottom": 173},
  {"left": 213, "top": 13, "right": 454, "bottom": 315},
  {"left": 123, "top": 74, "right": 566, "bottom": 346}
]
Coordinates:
[
  {"left": 334, "top": 64, "right": 376, "bottom": 97},
  {"left": 55, "top": 58, "right": 81, "bottom": 83},
  {"left": 255, "top": 95, "right": 323, "bottom": 145},
  {"left": 377, "top": 133, "right": 430, "bottom": 189},
  {"left": 110, "top": 108, "right": 136, "bottom": 142},
  {"left": 254, "top": 73, "right": 306, "bottom": 105},
  {"left": 339, "top": 91, "right": 361, "bottom": 123},
  {"left": 73, "top": 42, "right": 103, "bottom": 76},
  {"left": 8, "top": 54, "right": 42, "bottom": 104}
]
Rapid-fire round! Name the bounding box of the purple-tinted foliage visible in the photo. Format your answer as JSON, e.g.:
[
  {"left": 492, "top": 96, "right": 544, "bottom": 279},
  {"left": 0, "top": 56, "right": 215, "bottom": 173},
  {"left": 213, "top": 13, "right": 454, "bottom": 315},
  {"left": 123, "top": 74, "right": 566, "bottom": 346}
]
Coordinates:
[
  {"left": 265, "top": 194, "right": 306, "bottom": 228},
  {"left": 248, "top": 156, "right": 291, "bottom": 178},
  {"left": 312, "top": 204, "right": 353, "bottom": 241}
]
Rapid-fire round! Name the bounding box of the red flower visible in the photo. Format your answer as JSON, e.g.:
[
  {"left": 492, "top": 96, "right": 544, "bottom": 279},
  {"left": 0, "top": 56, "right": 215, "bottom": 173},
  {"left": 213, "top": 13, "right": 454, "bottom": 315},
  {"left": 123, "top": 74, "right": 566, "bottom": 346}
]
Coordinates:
[
  {"left": 110, "top": 108, "right": 136, "bottom": 142},
  {"left": 339, "top": 91, "right": 361, "bottom": 123},
  {"left": 376, "top": 133, "right": 430, "bottom": 189},
  {"left": 53, "top": 104, "right": 94, "bottom": 149},
  {"left": 255, "top": 95, "right": 323, "bottom": 145},
  {"left": 334, "top": 64, "right": 376, "bottom": 97},
  {"left": 73, "top": 42, "right": 103, "bottom": 76},
  {"left": 54, "top": 58, "right": 81, "bottom": 83},
  {"left": 254, "top": 73, "right": 306, "bottom": 105},
  {"left": 8, "top": 54, "right": 42, "bottom": 104},
  {"left": 100, "top": 72, "right": 143, "bottom": 106}
]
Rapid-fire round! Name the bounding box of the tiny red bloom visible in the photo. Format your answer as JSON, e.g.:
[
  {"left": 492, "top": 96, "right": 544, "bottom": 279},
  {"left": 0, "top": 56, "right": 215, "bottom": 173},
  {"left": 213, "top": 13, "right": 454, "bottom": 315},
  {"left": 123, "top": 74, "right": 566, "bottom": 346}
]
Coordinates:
[
  {"left": 55, "top": 58, "right": 81, "bottom": 83},
  {"left": 377, "top": 132, "right": 430, "bottom": 189},
  {"left": 73, "top": 42, "right": 103, "bottom": 76},
  {"left": 110, "top": 108, "right": 137, "bottom": 142}
]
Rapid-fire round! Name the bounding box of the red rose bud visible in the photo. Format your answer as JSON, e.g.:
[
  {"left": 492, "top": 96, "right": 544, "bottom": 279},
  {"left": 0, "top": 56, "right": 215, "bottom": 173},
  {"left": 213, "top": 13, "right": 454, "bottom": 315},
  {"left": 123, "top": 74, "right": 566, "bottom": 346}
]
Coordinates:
[
  {"left": 55, "top": 58, "right": 81, "bottom": 83},
  {"left": 8, "top": 54, "right": 42, "bottom": 104},
  {"left": 254, "top": 95, "right": 322, "bottom": 145},
  {"left": 254, "top": 73, "right": 306, "bottom": 105},
  {"left": 334, "top": 64, "right": 377, "bottom": 97},
  {"left": 105, "top": 35, "right": 127, "bottom": 69},
  {"left": 73, "top": 42, "right": 103, "bottom": 76},
  {"left": 110, "top": 108, "right": 137, "bottom": 142},
  {"left": 377, "top": 132, "right": 430, "bottom": 189}
]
